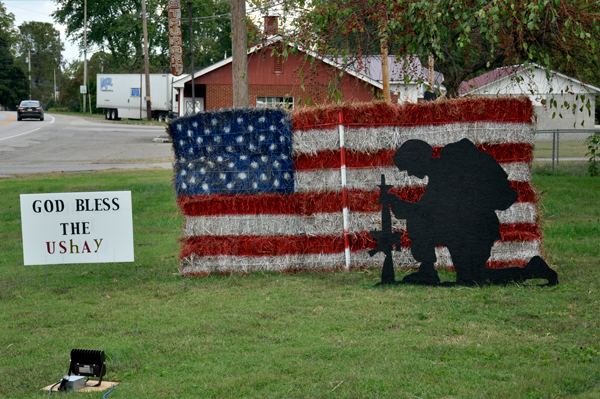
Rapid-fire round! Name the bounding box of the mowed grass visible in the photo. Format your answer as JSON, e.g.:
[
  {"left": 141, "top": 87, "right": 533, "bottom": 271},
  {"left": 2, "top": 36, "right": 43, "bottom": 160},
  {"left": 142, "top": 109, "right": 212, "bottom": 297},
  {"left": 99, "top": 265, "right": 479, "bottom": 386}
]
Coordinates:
[
  {"left": 533, "top": 141, "right": 591, "bottom": 160},
  {"left": 1, "top": 169, "right": 599, "bottom": 398}
]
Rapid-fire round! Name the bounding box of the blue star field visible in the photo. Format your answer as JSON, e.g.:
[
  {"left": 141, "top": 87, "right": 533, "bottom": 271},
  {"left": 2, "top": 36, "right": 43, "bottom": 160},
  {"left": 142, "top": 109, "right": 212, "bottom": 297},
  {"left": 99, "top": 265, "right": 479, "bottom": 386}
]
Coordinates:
[{"left": 169, "top": 108, "right": 295, "bottom": 196}]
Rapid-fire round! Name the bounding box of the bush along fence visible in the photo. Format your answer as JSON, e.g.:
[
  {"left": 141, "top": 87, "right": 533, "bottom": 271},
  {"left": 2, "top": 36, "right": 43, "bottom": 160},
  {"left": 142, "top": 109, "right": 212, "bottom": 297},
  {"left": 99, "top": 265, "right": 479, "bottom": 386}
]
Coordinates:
[{"left": 168, "top": 97, "right": 544, "bottom": 276}]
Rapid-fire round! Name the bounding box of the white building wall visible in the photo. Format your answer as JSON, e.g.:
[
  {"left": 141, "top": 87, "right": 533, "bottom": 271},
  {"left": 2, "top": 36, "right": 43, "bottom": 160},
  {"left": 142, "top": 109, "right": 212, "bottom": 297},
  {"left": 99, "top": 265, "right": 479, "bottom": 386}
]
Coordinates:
[{"left": 470, "top": 67, "right": 598, "bottom": 129}]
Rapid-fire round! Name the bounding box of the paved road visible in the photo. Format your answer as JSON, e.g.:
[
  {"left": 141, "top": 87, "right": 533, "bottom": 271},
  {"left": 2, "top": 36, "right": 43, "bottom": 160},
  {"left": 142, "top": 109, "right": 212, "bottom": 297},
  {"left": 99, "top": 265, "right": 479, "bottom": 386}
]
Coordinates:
[{"left": 0, "top": 112, "right": 173, "bottom": 178}]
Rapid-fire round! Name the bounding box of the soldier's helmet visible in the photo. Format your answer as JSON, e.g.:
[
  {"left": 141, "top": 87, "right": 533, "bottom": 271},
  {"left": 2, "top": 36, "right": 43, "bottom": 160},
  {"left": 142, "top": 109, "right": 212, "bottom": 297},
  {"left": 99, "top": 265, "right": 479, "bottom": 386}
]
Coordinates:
[{"left": 393, "top": 140, "right": 434, "bottom": 179}]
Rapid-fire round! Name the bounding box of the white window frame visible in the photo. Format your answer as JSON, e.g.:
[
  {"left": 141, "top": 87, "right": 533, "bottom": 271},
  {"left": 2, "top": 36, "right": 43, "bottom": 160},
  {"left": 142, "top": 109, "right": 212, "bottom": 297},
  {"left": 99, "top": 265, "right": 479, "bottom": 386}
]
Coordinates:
[{"left": 256, "top": 96, "right": 294, "bottom": 109}]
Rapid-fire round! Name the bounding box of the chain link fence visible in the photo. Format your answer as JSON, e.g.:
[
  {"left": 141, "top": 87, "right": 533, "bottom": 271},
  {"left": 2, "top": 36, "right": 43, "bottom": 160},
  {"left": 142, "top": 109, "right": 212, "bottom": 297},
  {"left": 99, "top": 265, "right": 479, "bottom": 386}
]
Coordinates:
[{"left": 534, "top": 129, "right": 599, "bottom": 172}]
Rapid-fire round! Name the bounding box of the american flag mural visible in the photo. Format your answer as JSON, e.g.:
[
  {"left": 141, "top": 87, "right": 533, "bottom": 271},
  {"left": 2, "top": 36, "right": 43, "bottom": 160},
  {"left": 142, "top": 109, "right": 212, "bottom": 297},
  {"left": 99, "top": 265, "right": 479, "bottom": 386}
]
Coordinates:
[{"left": 170, "top": 98, "right": 542, "bottom": 276}]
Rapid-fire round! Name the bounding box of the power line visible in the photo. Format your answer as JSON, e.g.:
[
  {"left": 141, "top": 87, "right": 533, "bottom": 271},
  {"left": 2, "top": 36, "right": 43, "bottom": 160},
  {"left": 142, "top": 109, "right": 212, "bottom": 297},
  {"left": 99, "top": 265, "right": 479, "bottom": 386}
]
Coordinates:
[{"left": 4, "top": 3, "right": 53, "bottom": 15}]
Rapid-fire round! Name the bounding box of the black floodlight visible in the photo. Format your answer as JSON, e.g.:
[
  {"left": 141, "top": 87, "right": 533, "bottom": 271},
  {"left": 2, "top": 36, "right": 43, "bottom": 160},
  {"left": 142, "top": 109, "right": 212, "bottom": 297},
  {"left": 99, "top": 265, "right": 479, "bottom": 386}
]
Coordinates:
[{"left": 68, "top": 348, "right": 106, "bottom": 387}]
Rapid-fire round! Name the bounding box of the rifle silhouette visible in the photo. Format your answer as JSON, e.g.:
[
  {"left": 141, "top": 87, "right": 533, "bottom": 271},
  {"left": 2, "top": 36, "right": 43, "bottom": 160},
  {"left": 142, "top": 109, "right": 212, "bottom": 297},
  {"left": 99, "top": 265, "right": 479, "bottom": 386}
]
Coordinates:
[{"left": 369, "top": 174, "right": 403, "bottom": 285}]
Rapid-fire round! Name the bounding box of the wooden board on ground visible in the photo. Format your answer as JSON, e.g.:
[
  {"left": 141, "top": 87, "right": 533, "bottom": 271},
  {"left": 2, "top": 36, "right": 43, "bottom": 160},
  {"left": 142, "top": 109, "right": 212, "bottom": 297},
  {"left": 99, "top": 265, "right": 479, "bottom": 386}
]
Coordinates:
[{"left": 41, "top": 381, "right": 118, "bottom": 392}]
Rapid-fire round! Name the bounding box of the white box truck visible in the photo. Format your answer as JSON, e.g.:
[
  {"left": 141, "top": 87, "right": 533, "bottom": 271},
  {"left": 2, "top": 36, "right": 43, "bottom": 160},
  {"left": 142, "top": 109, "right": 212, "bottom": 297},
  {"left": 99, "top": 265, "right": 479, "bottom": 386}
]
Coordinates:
[{"left": 97, "top": 73, "right": 182, "bottom": 121}]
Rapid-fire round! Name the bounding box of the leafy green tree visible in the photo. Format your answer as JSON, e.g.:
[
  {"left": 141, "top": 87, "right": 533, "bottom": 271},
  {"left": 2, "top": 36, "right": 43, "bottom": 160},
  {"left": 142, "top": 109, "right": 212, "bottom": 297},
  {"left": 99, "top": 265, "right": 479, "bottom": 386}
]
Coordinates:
[
  {"left": 0, "top": 2, "right": 28, "bottom": 108},
  {"left": 52, "top": 0, "right": 233, "bottom": 72},
  {"left": 287, "top": 0, "right": 600, "bottom": 98},
  {"left": 14, "top": 21, "right": 63, "bottom": 104}
]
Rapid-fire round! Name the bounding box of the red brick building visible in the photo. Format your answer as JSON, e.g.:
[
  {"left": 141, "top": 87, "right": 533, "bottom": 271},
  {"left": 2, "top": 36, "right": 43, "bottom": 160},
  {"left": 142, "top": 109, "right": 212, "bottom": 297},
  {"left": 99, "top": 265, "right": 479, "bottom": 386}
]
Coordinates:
[{"left": 172, "top": 20, "right": 390, "bottom": 115}]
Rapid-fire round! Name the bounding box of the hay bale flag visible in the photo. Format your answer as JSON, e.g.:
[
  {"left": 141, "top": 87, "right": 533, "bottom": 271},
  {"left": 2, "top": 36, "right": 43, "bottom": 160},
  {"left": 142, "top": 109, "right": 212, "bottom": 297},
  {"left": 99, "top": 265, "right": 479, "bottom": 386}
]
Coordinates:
[{"left": 169, "top": 97, "right": 549, "bottom": 280}]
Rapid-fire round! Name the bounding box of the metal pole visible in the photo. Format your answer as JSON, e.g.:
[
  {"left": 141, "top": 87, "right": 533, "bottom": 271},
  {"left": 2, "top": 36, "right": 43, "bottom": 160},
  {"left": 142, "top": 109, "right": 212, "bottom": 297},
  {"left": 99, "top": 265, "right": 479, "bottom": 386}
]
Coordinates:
[
  {"left": 140, "top": 48, "right": 143, "bottom": 119},
  {"left": 142, "top": 0, "right": 152, "bottom": 120},
  {"left": 58, "top": 36, "right": 62, "bottom": 105},
  {"left": 188, "top": 2, "right": 195, "bottom": 114},
  {"left": 83, "top": 0, "right": 87, "bottom": 113},
  {"left": 338, "top": 111, "right": 350, "bottom": 271},
  {"left": 28, "top": 50, "right": 31, "bottom": 100},
  {"left": 556, "top": 131, "right": 559, "bottom": 168},
  {"left": 551, "top": 131, "right": 556, "bottom": 172}
]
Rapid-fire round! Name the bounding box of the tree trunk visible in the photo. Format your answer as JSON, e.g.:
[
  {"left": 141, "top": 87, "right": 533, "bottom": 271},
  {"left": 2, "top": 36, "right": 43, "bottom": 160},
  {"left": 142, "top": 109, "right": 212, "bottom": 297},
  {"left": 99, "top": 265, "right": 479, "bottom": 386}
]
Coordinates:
[{"left": 381, "top": 39, "right": 390, "bottom": 103}]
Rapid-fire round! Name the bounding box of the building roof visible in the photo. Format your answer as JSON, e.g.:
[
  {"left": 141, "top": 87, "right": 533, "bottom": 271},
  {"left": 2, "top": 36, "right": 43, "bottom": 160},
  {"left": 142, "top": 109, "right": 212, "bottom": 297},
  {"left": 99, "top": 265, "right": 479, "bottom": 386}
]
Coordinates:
[
  {"left": 341, "top": 55, "right": 444, "bottom": 86},
  {"left": 459, "top": 64, "right": 600, "bottom": 96},
  {"left": 172, "top": 36, "right": 443, "bottom": 92}
]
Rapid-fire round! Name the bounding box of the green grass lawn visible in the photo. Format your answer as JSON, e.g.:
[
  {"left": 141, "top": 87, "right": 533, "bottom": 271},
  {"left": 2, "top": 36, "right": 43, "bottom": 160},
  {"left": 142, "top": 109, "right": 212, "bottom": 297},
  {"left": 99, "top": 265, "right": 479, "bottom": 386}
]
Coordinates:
[{"left": 1, "top": 170, "right": 599, "bottom": 398}]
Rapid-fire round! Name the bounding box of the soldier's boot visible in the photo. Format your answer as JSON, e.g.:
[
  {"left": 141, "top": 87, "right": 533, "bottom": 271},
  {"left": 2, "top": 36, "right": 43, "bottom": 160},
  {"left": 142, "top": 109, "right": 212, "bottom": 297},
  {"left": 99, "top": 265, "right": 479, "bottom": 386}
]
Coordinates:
[
  {"left": 522, "top": 256, "right": 558, "bottom": 286},
  {"left": 402, "top": 262, "right": 440, "bottom": 285}
]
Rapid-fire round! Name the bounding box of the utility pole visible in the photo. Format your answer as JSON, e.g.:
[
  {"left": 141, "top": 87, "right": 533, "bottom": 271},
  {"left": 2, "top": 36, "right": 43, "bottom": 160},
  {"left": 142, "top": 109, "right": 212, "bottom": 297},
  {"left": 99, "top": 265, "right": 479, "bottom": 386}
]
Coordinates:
[
  {"left": 140, "top": 44, "right": 143, "bottom": 120},
  {"left": 83, "top": 0, "right": 87, "bottom": 112},
  {"left": 231, "top": 0, "right": 248, "bottom": 107},
  {"left": 58, "top": 35, "right": 62, "bottom": 105},
  {"left": 142, "top": 0, "right": 152, "bottom": 120},
  {"left": 187, "top": 2, "right": 195, "bottom": 115},
  {"left": 28, "top": 49, "right": 31, "bottom": 100},
  {"left": 54, "top": 69, "right": 56, "bottom": 102}
]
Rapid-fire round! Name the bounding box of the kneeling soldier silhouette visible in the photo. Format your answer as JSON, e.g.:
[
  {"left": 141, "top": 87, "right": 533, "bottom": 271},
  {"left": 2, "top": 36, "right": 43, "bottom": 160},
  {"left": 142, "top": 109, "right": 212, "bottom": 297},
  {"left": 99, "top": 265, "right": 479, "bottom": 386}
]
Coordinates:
[{"left": 373, "top": 138, "right": 558, "bottom": 286}]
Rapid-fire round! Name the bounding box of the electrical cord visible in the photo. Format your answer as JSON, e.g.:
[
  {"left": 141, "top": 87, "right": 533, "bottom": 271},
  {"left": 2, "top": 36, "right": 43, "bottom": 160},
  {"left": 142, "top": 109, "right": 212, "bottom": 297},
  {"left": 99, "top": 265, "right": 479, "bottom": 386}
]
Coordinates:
[
  {"left": 103, "top": 386, "right": 117, "bottom": 398},
  {"left": 47, "top": 381, "right": 61, "bottom": 398}
]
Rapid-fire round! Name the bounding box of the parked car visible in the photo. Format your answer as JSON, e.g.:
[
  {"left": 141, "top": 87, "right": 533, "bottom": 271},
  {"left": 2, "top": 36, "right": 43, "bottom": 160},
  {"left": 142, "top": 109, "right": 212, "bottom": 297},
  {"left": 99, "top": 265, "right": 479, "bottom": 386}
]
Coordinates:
[{"left": 17, "top": 100, "right": 44, "bottom": 121}]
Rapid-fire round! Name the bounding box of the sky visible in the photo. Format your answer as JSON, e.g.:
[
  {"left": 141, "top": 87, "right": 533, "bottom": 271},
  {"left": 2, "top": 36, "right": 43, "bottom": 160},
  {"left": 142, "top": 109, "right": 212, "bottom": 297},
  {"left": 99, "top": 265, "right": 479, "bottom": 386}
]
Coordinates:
[{"left": 4, "top": 0, "right": 84, "bottom": 64}]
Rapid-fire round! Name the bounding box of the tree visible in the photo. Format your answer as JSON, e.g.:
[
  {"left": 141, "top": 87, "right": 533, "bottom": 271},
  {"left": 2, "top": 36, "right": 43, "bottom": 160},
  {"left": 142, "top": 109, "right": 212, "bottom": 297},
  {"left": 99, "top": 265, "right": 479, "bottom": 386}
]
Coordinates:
[
  {"left": 0, "top": 2, "right": 28, "bottom": 108},
  {"left": 52, "top": 0, "right": 233, "bottom": 73},
  {"left": 15, "top": 22, "right": 63, "bottom": 104},
  {"left": 287, "top": 0, "right": 600, "bottom": 99}
]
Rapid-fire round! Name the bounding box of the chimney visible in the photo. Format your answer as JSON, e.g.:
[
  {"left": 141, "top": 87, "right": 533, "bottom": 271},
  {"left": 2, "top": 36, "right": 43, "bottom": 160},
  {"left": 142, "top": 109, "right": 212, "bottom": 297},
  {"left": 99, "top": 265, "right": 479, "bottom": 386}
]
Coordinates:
[{"left": 264, "top": 15, "right": 278, "bottom": 35}]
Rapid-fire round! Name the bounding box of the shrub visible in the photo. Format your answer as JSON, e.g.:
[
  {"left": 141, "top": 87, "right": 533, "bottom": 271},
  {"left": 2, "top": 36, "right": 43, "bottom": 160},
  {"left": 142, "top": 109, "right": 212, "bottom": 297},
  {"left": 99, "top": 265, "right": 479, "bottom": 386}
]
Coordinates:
[{"left": 585, "top": 133, "right": 600, "bottom": 176}]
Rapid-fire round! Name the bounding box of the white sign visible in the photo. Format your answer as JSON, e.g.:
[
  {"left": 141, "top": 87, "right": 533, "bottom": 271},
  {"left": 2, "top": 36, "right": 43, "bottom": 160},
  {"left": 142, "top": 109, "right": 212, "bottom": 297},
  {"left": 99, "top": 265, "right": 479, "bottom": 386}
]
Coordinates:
[
  {"left": 20, "top": 191, "right": 134, "bottom": 266},
  {"left": 80, "top": 85, "right": 87, "bottom": 94}
]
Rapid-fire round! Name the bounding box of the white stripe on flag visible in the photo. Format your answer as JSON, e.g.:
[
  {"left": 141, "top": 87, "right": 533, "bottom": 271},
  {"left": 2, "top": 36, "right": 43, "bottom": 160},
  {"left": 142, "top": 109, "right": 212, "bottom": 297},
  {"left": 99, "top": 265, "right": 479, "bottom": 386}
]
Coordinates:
[
  {"left": 293, "top": 122, "right": 534, "bottom": 154},
  {"left": 183, "top": 202, "right": 536, "bottom": 237},
  {"left": 295, "top": 163, "right": 531, "bottom": 192}
]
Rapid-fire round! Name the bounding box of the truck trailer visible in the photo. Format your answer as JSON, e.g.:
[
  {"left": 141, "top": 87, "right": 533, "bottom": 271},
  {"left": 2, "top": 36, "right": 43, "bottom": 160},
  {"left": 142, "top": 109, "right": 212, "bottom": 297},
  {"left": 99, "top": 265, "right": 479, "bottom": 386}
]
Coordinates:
[{"left": 97, "top": 73, "right": 183, "bottom": 121}]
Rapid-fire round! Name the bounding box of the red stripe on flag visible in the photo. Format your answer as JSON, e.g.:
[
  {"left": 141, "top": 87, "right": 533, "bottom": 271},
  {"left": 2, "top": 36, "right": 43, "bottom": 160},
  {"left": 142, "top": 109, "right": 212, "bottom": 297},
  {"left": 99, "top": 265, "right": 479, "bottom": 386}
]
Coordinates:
[
  {"left": 179, "top": 183, "right": 535, "bottom": 217},
  {"left": 292, "top": 98, "right": 534, "bottom": 131},
  {"left": 180, "top": 224, "right": 540, "bottom": 259},
  {"left": 294, "top": 143, "right": 533, "bottom": 171}
]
